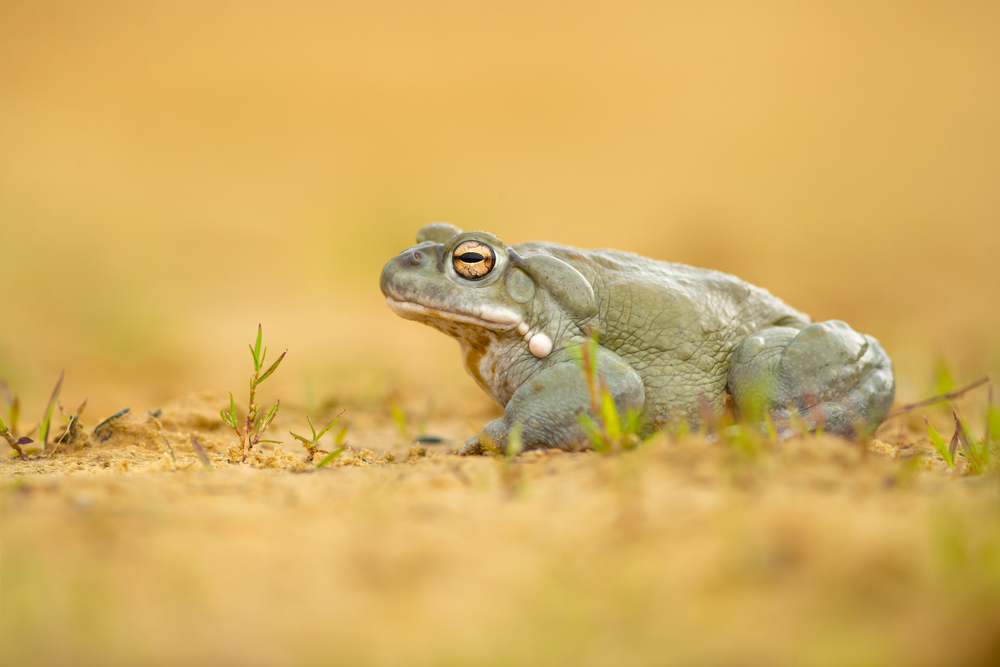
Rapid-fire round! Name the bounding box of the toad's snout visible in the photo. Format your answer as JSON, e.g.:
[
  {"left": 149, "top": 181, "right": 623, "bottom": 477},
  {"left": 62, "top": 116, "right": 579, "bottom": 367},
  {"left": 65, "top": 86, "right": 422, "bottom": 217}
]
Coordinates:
[{"left": 379, "top": 243, "right": 441, "bottom": 298}]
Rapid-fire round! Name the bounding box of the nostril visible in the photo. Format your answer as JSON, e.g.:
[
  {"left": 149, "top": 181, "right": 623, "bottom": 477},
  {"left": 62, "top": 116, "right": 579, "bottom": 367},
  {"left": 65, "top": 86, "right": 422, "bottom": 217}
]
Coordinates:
[
  {"left": 413, "top": 251, "right": 422, "bottom": 261},
  {"left": 405, "top": 250, "right": 422, "bottom": 266}
]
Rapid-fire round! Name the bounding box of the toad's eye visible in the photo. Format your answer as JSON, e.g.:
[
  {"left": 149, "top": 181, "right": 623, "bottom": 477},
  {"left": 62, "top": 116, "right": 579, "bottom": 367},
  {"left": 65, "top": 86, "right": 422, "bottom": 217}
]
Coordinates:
[{"left": 452, "top": 241, "right": 495, "bottom": 280}]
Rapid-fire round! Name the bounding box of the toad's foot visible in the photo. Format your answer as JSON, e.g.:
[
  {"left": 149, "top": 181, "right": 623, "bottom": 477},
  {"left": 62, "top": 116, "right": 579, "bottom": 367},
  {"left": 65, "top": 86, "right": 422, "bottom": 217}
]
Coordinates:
[
  {"left": 458, "top": 346, "right": 645, "bottom": 455},
  {"left": 728, "top": 320, "right": 895, "bottom": 437}
]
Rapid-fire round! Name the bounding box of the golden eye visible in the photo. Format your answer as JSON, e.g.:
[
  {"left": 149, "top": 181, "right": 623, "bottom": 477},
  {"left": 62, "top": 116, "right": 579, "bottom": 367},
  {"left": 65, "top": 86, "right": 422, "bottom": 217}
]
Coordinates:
[{"left": 452, "top": 241, "right": 495, "bottom": 279}]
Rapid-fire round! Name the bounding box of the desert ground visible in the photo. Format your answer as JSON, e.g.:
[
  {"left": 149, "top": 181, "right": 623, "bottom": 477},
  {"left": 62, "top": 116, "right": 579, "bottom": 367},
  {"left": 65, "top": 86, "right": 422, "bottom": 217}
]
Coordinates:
[{"left": 3, "top": 2, "right": 1000, "bottom": 666}]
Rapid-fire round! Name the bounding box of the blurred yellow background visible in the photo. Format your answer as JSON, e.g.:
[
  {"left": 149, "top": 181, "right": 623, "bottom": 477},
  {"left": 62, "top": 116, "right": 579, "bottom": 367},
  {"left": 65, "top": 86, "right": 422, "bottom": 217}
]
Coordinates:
[{"left": 2, "top": 0, "right": 999, "bottom": 419}]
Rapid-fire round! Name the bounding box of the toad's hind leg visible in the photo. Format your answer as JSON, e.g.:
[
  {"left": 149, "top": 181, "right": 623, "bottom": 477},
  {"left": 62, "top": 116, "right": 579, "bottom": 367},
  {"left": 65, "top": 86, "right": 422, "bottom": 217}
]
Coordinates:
[{"left": 727, "top": 320, "right": 895, "bottom": 437}]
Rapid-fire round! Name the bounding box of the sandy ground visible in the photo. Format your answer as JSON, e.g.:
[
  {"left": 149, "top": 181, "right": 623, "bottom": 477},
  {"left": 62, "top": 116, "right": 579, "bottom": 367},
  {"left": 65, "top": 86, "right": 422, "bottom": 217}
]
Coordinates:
[
  {"left": 4, "top": 4, "right": 1000, "bottom": 665},
  {"left": 3, "top": 392, "right": 999, "bottom": 667}
]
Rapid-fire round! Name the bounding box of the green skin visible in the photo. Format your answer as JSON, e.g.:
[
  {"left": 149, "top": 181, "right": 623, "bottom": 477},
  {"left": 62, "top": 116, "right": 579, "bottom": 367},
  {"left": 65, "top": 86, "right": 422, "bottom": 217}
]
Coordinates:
[{"left": 380, "top": 223, "right": 895, "bottom": 454}]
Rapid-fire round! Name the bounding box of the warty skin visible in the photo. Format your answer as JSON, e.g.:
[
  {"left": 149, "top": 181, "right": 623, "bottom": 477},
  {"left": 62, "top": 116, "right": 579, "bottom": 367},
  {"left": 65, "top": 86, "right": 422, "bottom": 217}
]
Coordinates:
[{"left": 380, "top": 222, "right": 895, "bottom": 454}]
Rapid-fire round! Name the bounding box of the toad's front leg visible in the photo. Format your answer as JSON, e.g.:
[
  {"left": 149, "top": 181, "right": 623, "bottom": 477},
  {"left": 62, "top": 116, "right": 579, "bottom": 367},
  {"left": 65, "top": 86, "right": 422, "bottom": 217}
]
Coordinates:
[{"left": 459, "top": 347, "right": 645, "bottom": 455}]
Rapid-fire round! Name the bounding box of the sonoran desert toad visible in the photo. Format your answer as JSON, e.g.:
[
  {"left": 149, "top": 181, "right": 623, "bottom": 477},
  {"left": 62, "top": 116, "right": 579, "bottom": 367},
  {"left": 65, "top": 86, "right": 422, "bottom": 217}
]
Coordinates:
[{"left": 380, "top": 223, "right": 894, "bottom": 453}]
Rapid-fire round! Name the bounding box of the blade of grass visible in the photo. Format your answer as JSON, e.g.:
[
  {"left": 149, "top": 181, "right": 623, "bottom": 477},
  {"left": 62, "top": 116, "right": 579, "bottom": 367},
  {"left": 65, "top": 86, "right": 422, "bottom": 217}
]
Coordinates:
[
  {"left": 254, "top": 401, "right": 281, "bottom": 440},
  {"left": 314, "top": 445, "right": 346, "bottom": 470},
  {"left": 314, "top": 411, "right": 345, "bottom": 440},
  {"left": 600, "top": 388, "right": 622, "bottom": 444},
  {"left": 924, "top": 417, "right": 954, "bottom": 467},
  {"left": 953, "top": 410, "right": 982, "bottom": 473},
  {"left": 506, "top": 422, "right": 524, "bottom": 458},
  {"left": 251, "top": 324, "right": 263, "bottom": 370},
  {"left": 190, "top": 436, "right": 213, "bottom": 471},
  {"left": 389, "top": 402, "right": 409, "bottom": 440},
  {"left": 986, "top": 384, "right": 997, "bottom": 444},
  {"left": 9, "top": 396, "right": 19, "bottom": 435},
  {"left": 577, "top": 412, "right": 607, "bottom": 452},
  {"left": 39, "top": 371, "right": 64, "bottom": 447},
  {"left": 161, "top": 436, "right": 177, "bottom": 465},
  {"left": 256, "top": 350, "right": 287, "bottom": 385}
]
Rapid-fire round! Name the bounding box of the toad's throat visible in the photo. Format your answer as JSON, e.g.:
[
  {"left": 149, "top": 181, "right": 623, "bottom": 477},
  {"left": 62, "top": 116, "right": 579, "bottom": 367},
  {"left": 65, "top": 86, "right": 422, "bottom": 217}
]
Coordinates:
[{"left": 385, "top": 297, "right": 521, "bottom": 331}]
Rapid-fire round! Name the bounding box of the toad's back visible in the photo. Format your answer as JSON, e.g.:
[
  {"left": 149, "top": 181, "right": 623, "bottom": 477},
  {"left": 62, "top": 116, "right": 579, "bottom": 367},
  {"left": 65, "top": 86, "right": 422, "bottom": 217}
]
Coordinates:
[{"left": 513, "top": 242, "right": 810, "bottom": 427}]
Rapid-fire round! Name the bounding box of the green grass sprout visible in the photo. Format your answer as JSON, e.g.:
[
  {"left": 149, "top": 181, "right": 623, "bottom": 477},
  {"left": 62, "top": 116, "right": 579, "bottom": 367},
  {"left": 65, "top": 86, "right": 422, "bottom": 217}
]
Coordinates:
[
  {"left": 38, "top": 371, "right": 64, "bottom": 450},
  {"left": 986, "top": 384, "right": 999, "bottom": 448},
  {"left": 506, "top": 422, "right": 524, "bottom": 458},
  {"left": 389, "top": 400, "right": 409, "bottom": 440},
  {"left": 290, "top": 410, "right": 347, "bottom": 463},
  {"left": 0, "top": 415, "right": 32, "bottom": 460},
  {"left": 570, "top": 330, "right": 642, "bottom": 454},
  {"left": 719, "top": 422, "right": 763, "bottom": 467},
  {"left": 50, "top": 398, "right": 88, "bottom": 453},
  {"left": 924, "top": 416, "right": 955, "bottom": 467},
  {"left": 161, "top": 436, "right": 177, "bottom": 467},
  {"left": 386, "top": 394, "right": 433, "bottom": 443},
  {"left": 951, "top": 409, "right": 998, "bottom": 475},
  {"left": 219, "top": 325, "right": 287, "bottom": 463},
  {"left": 190, "top": 436, "right": 213, "bottom": 472},
  {"left": 497, "top": 422, "right": 527, "bottom": 497},
  {"left": 763, "top": 412, "right": 779, "bottom": 443},
  {"left": 1, "top": 380, "right": 22, "bottom": 439},
  {"left": 313, "top": 441, "right": 348, "bottom": 470},
  {"left": 0, "top": 373, "right": 84, "bottom": 458}
]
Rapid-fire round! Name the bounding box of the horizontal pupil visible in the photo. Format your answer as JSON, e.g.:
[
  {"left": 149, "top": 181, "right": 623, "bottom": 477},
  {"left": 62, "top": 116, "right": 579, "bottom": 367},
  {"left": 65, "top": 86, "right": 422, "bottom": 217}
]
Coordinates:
[{"left": 458, "top": 252, "right": 486, "bottom": 263}]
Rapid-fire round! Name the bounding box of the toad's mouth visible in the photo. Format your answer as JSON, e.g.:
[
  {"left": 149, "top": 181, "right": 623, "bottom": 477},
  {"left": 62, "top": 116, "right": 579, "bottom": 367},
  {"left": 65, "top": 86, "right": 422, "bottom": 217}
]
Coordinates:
[{"left": 385, "top": 297, "right": 521, "bottom": 331}]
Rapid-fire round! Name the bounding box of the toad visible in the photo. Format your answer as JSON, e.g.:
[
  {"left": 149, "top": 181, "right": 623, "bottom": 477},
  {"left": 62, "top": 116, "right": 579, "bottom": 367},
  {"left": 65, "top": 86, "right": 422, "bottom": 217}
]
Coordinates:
[{"left": 380, "top": 223, "right": 894, "bottom": 453}]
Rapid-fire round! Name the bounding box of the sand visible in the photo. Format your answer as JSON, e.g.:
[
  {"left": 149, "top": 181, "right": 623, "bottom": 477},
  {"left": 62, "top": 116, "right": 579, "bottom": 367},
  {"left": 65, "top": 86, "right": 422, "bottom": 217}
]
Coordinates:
[{"left": 3, "top": 392, "right": 999, "bottom": 667}]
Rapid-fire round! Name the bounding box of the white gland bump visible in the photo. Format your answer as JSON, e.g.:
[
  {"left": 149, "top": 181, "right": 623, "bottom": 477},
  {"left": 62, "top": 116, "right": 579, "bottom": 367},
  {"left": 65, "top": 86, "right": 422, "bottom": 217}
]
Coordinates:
[{"left": 528, "top": 332, "right": 553, "bottom": 358}]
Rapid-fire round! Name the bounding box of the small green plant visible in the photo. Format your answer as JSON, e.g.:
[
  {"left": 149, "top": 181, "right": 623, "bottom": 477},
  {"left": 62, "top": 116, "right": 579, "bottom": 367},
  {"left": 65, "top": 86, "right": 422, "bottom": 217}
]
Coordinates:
[
  {"left": 0, "top": 373, "right": 67, "bottom": 458},
  {"left": 719, "top": 422, "right": 765, "bottom": 465},
  {"left": 1, "top": 380, "right": 23, "bottom": 438},
  {"left": 570, "top": 330, "right": 642, "bottom": 454},
  {"left": 921, "top": 389, "right": 999, "bottom": 475},
  {"left": 497, "top": 422, "right": 527, "bottom": 497},
  {"left": 506, "top": 422, "right": 524, "bottom": 458},
  {"left": 161, "top": 435, "right": 178, "bottom": 467},
  {"left": 290, "top": 410, "right": 347, "bottom": 464},
  {"left": 49, "top": 397, "right": 88, "bottom": 453},
  {"left": 951, "top": 408, "right": 998, "bottom": 475},
  {"left": 219, "top": 325, "right": 287, "bottom": 463},
  {"left": 0, "top": 415, "right": 32, "bottom": 460},
  {"left": 190, "top": 436, "right": 213, "bottom": 472},
  {"left": 38, "top": 372, "right": 63, "bottom": 450},
  {"left": 987, "top": 385, "right": 1000, "bottom": 447},
  {"left": 1, "top": 379, "right": 31, "bottom": 458},
  {"left": 924, "top": 416, "right": 956, "bottom": 467},
  {"left": 313, "top": 441, "right": 348, "bottom": 470},
  {"left": 388, "top": 399, "right": 409, "bottom": 440},
  {"left": 386, "top": 392, "right": 431, "bottom": 442}
]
